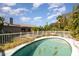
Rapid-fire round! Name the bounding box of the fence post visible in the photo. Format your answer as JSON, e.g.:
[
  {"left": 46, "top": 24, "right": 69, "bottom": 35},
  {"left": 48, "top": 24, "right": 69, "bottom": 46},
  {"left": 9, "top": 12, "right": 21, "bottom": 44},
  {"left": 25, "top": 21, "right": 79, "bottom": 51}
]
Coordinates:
[
  {"left": 42, "top": 31, "right": 43, "bottom": 35},
  {"left": 37, "top": 31, "right": 38, "bottom": 35},
  {"left": 20, "top": 32, "right": 22, "bottom": 40},
  {"left": 1, "top": 35, "right": 4, "bottom": 44},
  {"left": 4, "top": 35, "right": 5, "bottom": 43}
]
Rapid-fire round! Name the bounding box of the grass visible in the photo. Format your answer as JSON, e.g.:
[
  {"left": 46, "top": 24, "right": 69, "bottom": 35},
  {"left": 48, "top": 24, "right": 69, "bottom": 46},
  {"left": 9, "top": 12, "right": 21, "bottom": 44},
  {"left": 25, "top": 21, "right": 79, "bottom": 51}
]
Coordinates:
[
  {"left": 0, "top": 36, "right": 35, "bottom": 50},
  {"left": 0, "top": 33, "right": 58, "bottom": 50},
  {"left": 0, "top": 31, "right": 79, "bottom": 51}
]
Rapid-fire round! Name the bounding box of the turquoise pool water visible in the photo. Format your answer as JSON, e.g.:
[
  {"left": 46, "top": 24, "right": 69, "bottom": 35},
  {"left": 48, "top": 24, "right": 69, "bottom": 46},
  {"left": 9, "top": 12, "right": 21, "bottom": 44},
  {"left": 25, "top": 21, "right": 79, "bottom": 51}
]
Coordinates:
[{"left": 12, "top": 38, "right": 72, "bottom": 56}]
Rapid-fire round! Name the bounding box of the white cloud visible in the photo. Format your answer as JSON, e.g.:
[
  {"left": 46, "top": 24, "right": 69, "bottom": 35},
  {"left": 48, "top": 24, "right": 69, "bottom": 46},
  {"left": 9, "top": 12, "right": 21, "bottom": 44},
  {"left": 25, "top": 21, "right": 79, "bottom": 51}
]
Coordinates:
[
  {"left": 47, "top": 12, "right": 61, "bottom": 19},
  {"left": 32, "top": 3, "right": 43, "bottom": 9},
  {"left": 48, "top": 3, "right": 64, "bottom": 9},
  {"left": 4, "top": 3, "right": 16, "bottom": 6},
  {"left": 32, "top": 3, "right": 64, "bottom": 10},
  {"left": 0, "top": 13, "right": 6, "bottom": 17},
  {"left": 20, "top": 17, "right": 31, "bottom": 22},
  {"left": 1, "top": 6, "right": 29, "bottom": 15},
  {"left": 33, "top": 16, "right": 42, "bottom": 20},
  {"left": 47, "top": 4, "right": 66, "bottom": 19},
  {"left": 53, "top": 6, "right": 66, "bottom": 13},
  {"left": 10, "top": 8, "right": 29, "bottom": 15},
  {"left": 1, "top": 7, "right": 11, "bottom": 12}
]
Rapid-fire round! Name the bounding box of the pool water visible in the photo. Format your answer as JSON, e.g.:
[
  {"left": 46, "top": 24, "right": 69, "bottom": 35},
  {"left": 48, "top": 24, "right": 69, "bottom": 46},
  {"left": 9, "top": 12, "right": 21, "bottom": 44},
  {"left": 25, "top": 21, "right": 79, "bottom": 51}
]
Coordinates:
[{"left": 12, "top": 38, "right": 72, "bottom": 56}]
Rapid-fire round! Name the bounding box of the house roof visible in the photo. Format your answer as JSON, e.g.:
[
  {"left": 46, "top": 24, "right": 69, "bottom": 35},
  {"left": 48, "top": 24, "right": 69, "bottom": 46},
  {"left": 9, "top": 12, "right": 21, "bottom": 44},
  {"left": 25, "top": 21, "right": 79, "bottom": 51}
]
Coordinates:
[{"left": 4, "top": 22, "right": 35, "bottom": 28}]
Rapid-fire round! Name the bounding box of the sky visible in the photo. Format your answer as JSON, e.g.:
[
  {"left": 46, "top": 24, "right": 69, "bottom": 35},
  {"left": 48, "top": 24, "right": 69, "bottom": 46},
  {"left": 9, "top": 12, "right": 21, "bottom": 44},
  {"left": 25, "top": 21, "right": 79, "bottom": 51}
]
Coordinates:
[{"left": 0, "top": 3, "right": 74, "bottom": 26}]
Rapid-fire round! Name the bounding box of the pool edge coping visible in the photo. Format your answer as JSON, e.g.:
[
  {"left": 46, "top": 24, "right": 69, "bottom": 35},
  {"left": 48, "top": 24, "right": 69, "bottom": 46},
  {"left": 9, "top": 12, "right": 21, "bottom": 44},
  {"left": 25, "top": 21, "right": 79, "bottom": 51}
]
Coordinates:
[{"left": 5, "top": 36, "right": 79, "bottom": 56}]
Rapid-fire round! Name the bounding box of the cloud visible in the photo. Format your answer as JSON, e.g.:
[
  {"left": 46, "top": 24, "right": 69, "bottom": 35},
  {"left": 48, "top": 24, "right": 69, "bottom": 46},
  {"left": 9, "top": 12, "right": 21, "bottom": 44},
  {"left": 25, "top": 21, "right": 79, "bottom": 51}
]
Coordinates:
[
  {"left": 29, "top": 16, "right": 43, "bottom": 24},
  {"left": 4, "top": 3, "right": 16, "bottom": 6},
  {"left": 0, "top": 13, "right": 6, "bottom": 17},
  {"left": 47, "top": 12, "right": 62, "bottom": 19},
  {"left": 1, "top": 6, "right": 29, "bottom": 15},
  {"left": 47, "top": 4, "right": 66, "bottom": 19},
  {"left": 53, "top": 6, "right": 66, "bottom": 13},
  {"left": 32, "top": 3, "right": 43, "bottom": 9},
  {"left": 48, "top": 3, "right": 64, "bottom": 9},
  {"left": 1, "top": 7, "right": 11, "bottom": 12},
  {"left": 33, "top": 16, "right": 42, "bottom": 20},
  {"left": 20, "top": 16, "right": 31, "bottom": 22},
  {"left": 10, "top": 8, "right": 29, "bottom": 15}
]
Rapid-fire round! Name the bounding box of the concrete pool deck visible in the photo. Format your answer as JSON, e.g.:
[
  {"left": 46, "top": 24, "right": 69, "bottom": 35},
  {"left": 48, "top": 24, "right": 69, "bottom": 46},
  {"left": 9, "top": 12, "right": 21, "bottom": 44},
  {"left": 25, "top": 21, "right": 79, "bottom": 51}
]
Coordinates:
[{"left": 5, "top": 36, "right": 79, "bottom": 56}]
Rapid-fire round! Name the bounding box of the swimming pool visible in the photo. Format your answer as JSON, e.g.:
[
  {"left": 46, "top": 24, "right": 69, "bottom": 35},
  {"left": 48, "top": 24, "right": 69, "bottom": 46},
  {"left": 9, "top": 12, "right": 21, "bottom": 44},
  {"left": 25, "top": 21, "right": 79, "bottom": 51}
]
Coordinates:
[{"left": 12, "top": 37, "right": 72, "bottom": 56}]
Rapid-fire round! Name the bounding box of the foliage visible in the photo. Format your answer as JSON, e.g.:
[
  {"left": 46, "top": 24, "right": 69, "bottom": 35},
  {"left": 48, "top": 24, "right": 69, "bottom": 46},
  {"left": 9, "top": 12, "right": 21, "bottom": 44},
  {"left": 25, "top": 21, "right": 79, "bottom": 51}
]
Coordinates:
[
  {"left": 56, "top": 5, "right": 79, "bottom": 40},
  {"left": 0, "top": 16, "right": 4, "bottom": 31},
  {"left": 73, "top": 5, "right": 79, "bottom": 11},
  {"left": 46, "top": 5, "right": 79, "bottom": 41},
  {"left": 32, "top": 23, "right": 51, "bottom": 31}
]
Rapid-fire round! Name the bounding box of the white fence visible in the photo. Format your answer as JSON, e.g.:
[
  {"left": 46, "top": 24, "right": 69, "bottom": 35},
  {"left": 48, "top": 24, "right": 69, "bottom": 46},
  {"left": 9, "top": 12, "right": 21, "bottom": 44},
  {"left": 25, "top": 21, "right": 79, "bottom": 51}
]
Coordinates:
[
  {"left": 0, "top": 31, "right": 70, "bottom": 44},
  {"left": 0, "top": 33, "right": 21, "bottom": 44}
]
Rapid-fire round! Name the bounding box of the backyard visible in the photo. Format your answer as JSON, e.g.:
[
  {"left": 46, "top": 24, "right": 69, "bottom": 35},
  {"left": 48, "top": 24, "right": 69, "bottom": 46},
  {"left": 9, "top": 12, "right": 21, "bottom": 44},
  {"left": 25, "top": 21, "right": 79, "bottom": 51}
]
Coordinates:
[{"left": 0, "top": 31, "right": 74, "bottom": 50}]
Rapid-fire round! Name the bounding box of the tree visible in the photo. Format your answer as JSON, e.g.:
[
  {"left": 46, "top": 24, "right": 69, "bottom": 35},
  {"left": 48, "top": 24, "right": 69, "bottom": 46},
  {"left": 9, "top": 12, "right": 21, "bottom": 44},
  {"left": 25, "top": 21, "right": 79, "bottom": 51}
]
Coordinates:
[
  {"left": 0, "top": 16, "right": 4, "bottom": 31},
  {"left": 43, "top": 22, "right": 52, "bottom": 31},
  {"left": 56, "top": 15, "right": 66, "bottom": 30},
  {"left": 32, "top": 27, "right": 39, "bottom": 31},
  {"left": 46, "top": 4, "right": 79, "bottom": 40},
  {"left": 73, "top": 4, "right": 79, "bottom": 11}
]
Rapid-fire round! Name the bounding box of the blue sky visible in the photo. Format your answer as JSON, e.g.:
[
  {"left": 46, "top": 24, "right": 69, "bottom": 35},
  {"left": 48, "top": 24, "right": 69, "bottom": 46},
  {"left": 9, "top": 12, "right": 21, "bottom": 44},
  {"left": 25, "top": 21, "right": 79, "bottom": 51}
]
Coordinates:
[{"left": 0, "top": 3, "right": 74, "bottom": 26}]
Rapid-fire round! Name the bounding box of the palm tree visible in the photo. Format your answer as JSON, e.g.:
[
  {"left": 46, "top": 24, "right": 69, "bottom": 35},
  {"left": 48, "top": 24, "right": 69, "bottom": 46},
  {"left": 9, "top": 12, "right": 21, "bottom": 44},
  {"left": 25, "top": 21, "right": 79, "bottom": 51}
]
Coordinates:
[{"left": 57, "top": 15, "right": 63, "bottom": 30}]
